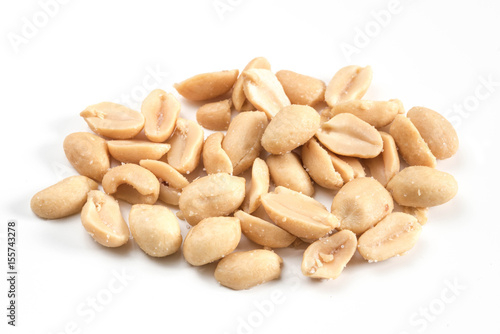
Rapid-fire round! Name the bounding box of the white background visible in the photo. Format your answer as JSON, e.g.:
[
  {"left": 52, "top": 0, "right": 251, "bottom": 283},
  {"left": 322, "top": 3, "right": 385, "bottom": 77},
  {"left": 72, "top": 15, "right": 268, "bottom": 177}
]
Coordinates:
[{"left": 2, "top": 0, "right": 500, "bottom": 333}]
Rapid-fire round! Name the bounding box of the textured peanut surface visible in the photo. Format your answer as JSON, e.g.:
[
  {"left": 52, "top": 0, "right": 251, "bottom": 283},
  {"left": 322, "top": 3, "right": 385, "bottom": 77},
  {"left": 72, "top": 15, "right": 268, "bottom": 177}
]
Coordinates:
[
  {"left": 174, "top": 69, "right": 239, "bottom": 101},
  {"left": 266, "top": 152, "right": 314, "bottom": 196},
  {"left": 196, "top": 99, "right": 232, "bottom": 131},
  {"left": 276, "top": 70, "right": 325, "bottom": 106}
]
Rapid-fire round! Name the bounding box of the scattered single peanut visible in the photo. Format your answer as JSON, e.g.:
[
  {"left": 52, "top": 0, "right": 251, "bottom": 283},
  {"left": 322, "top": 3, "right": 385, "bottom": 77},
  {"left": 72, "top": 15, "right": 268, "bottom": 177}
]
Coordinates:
[
  {"left": 107, "top": 140, "right": 171, "bottom": 164},
  {"left": 174, "top": 69, "right": 239, "bottom": 101}
]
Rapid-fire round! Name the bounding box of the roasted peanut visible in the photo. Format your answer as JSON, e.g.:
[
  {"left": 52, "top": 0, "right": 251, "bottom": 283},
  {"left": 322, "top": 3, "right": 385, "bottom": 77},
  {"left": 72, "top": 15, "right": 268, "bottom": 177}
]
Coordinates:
[
  {"left": 266, "top": 152, "right": 314, "bottom": 196},
  {"left": 202, "top": 132, "right": 233, "bottom": 175},
  {"left": 139, "top": 159, "right": 189, "bottom": 190},
  {"left": 402, "top": 206, "right": 429, "bottom": 225},
  {"left": 233, "top": 57, "right": 271, "bottom": 111},
  {"left": 325, "top": 99, "right": 404, "bottom": 128},
  {"left": 158, "top": 184, "right": 182, "bottom": 206},
  {"left": 107, "top": 140, "right": 171, "bottom": 164},
  {"left": 364, "top": 132, "right": 400, "bottom": 186},
  {"left": 325, "top": 65, "right": 372, "bottom": 107},
  {"left": 166, "top": 118, "right": 204, "bottom": 174},
  {"left": 275, "top": 70, "right": 325, "bottom": 106},
  {"left": 196, "top": 99, "right": 232, "bottom": 131},
  {"left": 141, "top": 89, "right": 180, "bottom": 142},
  {"left": 302, "top": 138, "right": 344, "bottom": 190},
  {"left": 242, "top": 158, "right": 269, "bottom": 214},
  {"left": 174, "top": 69, "right": 239, "bottom": 101}
]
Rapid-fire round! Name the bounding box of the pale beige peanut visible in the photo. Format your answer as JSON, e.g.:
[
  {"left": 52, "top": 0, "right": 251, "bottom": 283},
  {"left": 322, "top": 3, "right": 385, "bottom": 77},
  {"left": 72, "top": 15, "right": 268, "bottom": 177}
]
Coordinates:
[
  {"left": 102, "top": 164, "right": 159, "bottom": 205},
  {"left": 275, "top": 70, "right": 326, "bottom": 106},
  {"left": 266, "top": 152, "right": 314, "bottom": 196},
  {"left": 166, "top": 118, "right": 204, "bottom": 174},
  {"left": 80, "top": 102, "right": 144, "bottom": 139},
  {"left": 107, "top": 140, "right": 171, "bottom": 164},
  {"left": 196, "top": 99, "right": 232, "bottom": 131},
  {"left": 389, "top": 115, "right": 436, "bottom": 168},
  {"left": 179, "top": 173, "right": 246, "bottom": 226},
  {"left": 234, "top": 210, "right": 296, "bottom": 248},
  {"left": 215, "top": 250, "right": 282, "bottom": 290},
  {"left": 301, "top": 138, "right": 343, "bottom": 190},
  {"left": 329, "top": 152, "right": 355, "bottom": 183},
  {"left": 31, "top": 176, "right": 98, "bottom": 219},
  {"left": 233, "top": 57, "right": 271, "bottom": 111},
  {"left": 240, "top": 100, "right": 256, "bottom": 111},
  {"left": 222, "top": 111, "right": 268, "bottom": 175},
  {"left": 158, "top": 184, "right": 182, "bottom": 206},
  {"left": 129, "top": 204, "right": 181, "bottom": 257},
  {"left": 81, "top": 190, "right": 129, "bottom": 247},
  {"left": 386, "top": 166, "right": 458, "bottom": 207},
  {"left": 182, "top": 217, "right": 241, "bottom": 266},
  {"left": 261, "top": 104, "right": 320, "bottom": 154},
  {"left": 339, "top": 156, "right": 366, "bottom": 178},
  {"left": 358, "top": 212, "right": 422, "bottom": 262},
  {"left": 202, "top": 132, "right": 233, "bottom": 175},
  {"left": 242, "top": 158, "right": 269, "bottom": 214},
  {"left": 364, "top": 132, "right": 400, "bottom": 186},
  {"left": 139, "top": 159, "right": 189, "bottom": 190},
  {"left": 407, "top": 106, "right": 459, "bottom": 159},
  {"left": 63, "top": 132, "right": 110, "bottom": 182},
  {"left": 242, "top": 69, "right": 291, "bottom": 118},
  {"left": 261, "top": 186, "right": 339, "bottom": 239},
  {"left": 141, "top": 89, "right": 180, "bottom": 143},
  {"left": 325, "top": 65, "right": 372, "bottom": 107},
  {"left": 326, "top": 99, "right": 404, "bottom": 128},
  {"left": 174, "top": 69, "right": 239, "bottom": 101},
  {"left": 301, "top": 230, "right": 357, "bottom": 279},
  {"left": 316, "top": 113, "right": 383, "bottom": 158},
  {"left": 402, "top": 206, "right": 429, "bottom": 225},
  {"left": 331, "top": 177, "right": 394, "bottom": 234}
]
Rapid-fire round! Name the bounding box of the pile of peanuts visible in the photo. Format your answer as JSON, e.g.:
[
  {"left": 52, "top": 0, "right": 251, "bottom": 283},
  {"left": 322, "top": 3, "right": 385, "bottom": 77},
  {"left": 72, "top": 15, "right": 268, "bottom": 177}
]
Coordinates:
[{"left": 31, "top": 58, "right": 458, "bottom": 290}]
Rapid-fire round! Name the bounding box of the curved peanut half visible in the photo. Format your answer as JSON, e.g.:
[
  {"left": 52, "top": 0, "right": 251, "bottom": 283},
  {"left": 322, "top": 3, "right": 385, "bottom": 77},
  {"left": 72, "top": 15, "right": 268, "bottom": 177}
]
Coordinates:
[
  {"left": 233, "top": 57, "right": 271, "bottom": 111},
  {"left": 202, "top": 132, "right": 233, "bottom": 175},
  {"left": 276, "top": 70, "right": 325, "bottom": 106},
  {"left": 339, "top": 156, "right": 365, "bottom": 178},
  {"left": 329, "top": 152, "right": 355, "bottom": 183},
  {"left": 389, "top": 115, "right": 436, "bottom": 168},
  {"left": 261, "top": 186, "right": 339, "bottom": 240},
  {"left": 81, "top": 190, "right": 129, "bottom": 247},
  {"left": 316, "top": 113, "right": 383, "bottom": 158},
  {"left": 80, "top": 102, "right": 144, "bottom": 139},
  {"left": 158, "top": 184, "right": 182, "bottom": 206},
  {"left": 364, "top": 132, "right": 400, "bottom": 186},
  {"left": 325, "top": 65, "right": 372, "bottom": 107},
  {"left": 326, "top": 99, "right": 404, "bottom": 128},
  {"left": 102, "top": 164, "right": 160, "bottom": 205},
  {"left": 302, "top": 138, "right": 343, "bottom": 190},
  {"left": 358, "top": 212, "right": 422, "bottom": 262},
  {"left": 242, "top": 69, "right": 290, "bottom": 119},
  {"left": 196, "top": 99, "right": 232, "bottom": 131},
  {"left": 266, "top": 152, "right": 314, "bottom": 196},
  {"left": 242, "top": 158, "right": 269, "bottom": 214},
  {"left": 107, "top": 140, "right": 171, "bottom": 164},
  {"left": 141, "top": 89, "right": 180, "bottom": 142},
  {"left": 139, "top": 159, "right": 189, "bottom": 189},
  {"left": 222, "top": 111, "right": 268, "bottom": 175},
  {"left": 301, "top": 230, "right": 357, "bottom": 279},
  {"left": 174, "top": 69, "right": 239, "bottom": 101},
  {"left": 166, "top": 118, "right": 204, "bottom": 174}
]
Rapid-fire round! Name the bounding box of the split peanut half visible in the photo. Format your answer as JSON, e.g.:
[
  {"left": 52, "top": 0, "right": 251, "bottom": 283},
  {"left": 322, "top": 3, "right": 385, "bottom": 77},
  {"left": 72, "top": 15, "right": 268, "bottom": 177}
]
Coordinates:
[
  {"left": 301, "top": 138, "right": 344, "bottom": 190},
  {"left": 202, "top": 132, "right": 233, "bottom": 175},
  {"left": 276, "top": 70, "right": 325, "bottom": 106},
  {"left": 364, "top": 131, "right": 400, "bottom": 186},
  {"left": 325, "top": 65, "right": 372, "bottom": 107},
  {"left": 107, "top": 140, "right": 171, "bottom": 164},
  {"left": 174, "top": 69, "right": 239, "bottom": 101},
  {"left": 266, "top": 152, "right": 314, "bottom": 196},
  {"left": 166, "top": 118, "right": 204, "bottom": 174},
  {"left": 233, "top": 57, "right": 271, "bottom": 111},
  {"left": 196, "top": 99, "right": 232, "bottom": 131},
  {"left": 241, "top": 158, "right": 269, "bottom": 214},
  {"left": 325, "top": 99, "right": 404, "bottom": 128},
  {"left": 141, "top": 89, "right": 180, "bottom": 142}
]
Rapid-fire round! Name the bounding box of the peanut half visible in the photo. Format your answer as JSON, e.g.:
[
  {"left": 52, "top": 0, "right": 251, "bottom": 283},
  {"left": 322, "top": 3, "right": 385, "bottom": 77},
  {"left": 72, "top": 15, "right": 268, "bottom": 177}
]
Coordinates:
[
  {"left": 302, "top": 138, "right": 344, "bottom": 190},
  {"left": 325, "top": 99, "right": 404, "bottom": 128},
  {"left": 275, "top": 70, "right": 325, "bottom": 106},
  {"left": 107, "top": 140, "right": 171, "bottom": 164},
  {"left": 266, "top": 152, "right": 314, "bottom": 196},
  {"left": 402, "top": 206, "right": 429, "bottom": 225},
  {"left": 241, "top": 158, "right": 269, "bottom": 214},
  {"left": 325, "top": 65, "right": 372, "bottom": 107},
  {"left": 166, "top": 118, "right": 204, "bottom": 174},
  {"left": 202, "top": 132, "right": 233, "bottom": 175},
  {"left": 364, "top": 131, "right": 400, "bottom": 186},
  {"left": 141, "top": 89, "right": 180, "bottom": 142},
  {"left": 174, "top": 69, "right": 239, "bottom": 101},
  {"left": 196, "top": 99, "right": 232, "bottom": 131},
  {"left": 233, "top": 57, "right": 271, "bottom": 111}
]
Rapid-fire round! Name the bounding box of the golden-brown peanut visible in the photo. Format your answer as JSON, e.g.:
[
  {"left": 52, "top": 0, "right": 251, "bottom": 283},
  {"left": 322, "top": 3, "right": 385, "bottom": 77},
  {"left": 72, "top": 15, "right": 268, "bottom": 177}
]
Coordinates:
[
  {"left": 326, "top": 99, "right": 404, "bottom": 128},
  {"left": 182, "top": 217, "right": 241, "bottom": 266},
  {"left": 316, "top": 113, "right": 383, "bottom": 158},
  {"left": 233, "top": 57, "right": 271, "bottom": 111},
  {"left": 179, "top": 173, "right": 246, "bottom": 226},
  {"left": 358, "top": 212, "right": 422, "bottom": 262},
  {"left": 215, "top": 250, "right": 282, "bottom": 290},
  {"left": 234, "top": 210, "right": 296, "bottom": 248},
  {"left": 31, "top": 176, "right": 98, "bottom": 219},
  {"left": 174, "top": 69, "right": 239, "bottom": 101},
  {"left": 275, "top": 70, "right": 325, "bottom": 106},
  {"left": 325, "top": 65, "right": 372, "bottom": 107},
  {"left": 242, "top": 69, "right": 291, "bottom": 118},
  {"left": 222, "top": 111, "right": 268, "bottom": 175},
  {"left": 158, "top": 184, "right": 182, "bottom": 206},
  {"left": 102, "top": 164, "right": 160, "bottom": 205},
  {"left": 63, "top": 132, "right": 110, "bottom": 182},
  {"left": 166, "top": 118, "right": 204, "bottom": 174},
  {"left": 139, "top": 159, "right": 189, "bottom": 189},
  {"left": 266, "top": 152, "right": 314, "bottom": 196},
  {"left": 242, "top": 158, "right": 269, "bottom": 214},
  {"left": 407, "top": 106, "right": 459, "bottom": 159},
  {"left": 386, "top": 166, "right": 458, "bottom": 207},
  {"left": 129, "top": 204, "right": 181, "bottom": 257},
  {"left": 81, "top": 190, "right": 129, "bottom": 247},
  {"left": 196, "top": 99, "right": 232, "bottom": 131},
  {"left": 202, "top": 132, "right": 233, "bottom": 175},
  {"left": 389, "top": 115, "right": 436, "bottom": 168},
  {"left": 141, "top": 89, "right": 180, "bottom": 142},
  {"left": 302, "top": 138, "right": 344, "bottom": 190},
  {"left": 80, "top": 102, "right": 144, "bottom": 139},
  {"left": 331, "top": 177, "right": 393, "bottom": 234},
  {"left": 261, "top": 104, "right": 320, "bottom": 155},
  {"left": 261, "top": 186, "right": 339, "bottom": 239},
  {"left": 364, "top": 132, "right": 400, "bottom": 186},
  {"left": 301, "top": 230, "right": 357, "bottom": 279},
  {"left": 402, "top": 206, "right": 429, "bottom": 225},
  {"left": 107, "top": 140, "right": 171, "bottom": 164}
]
